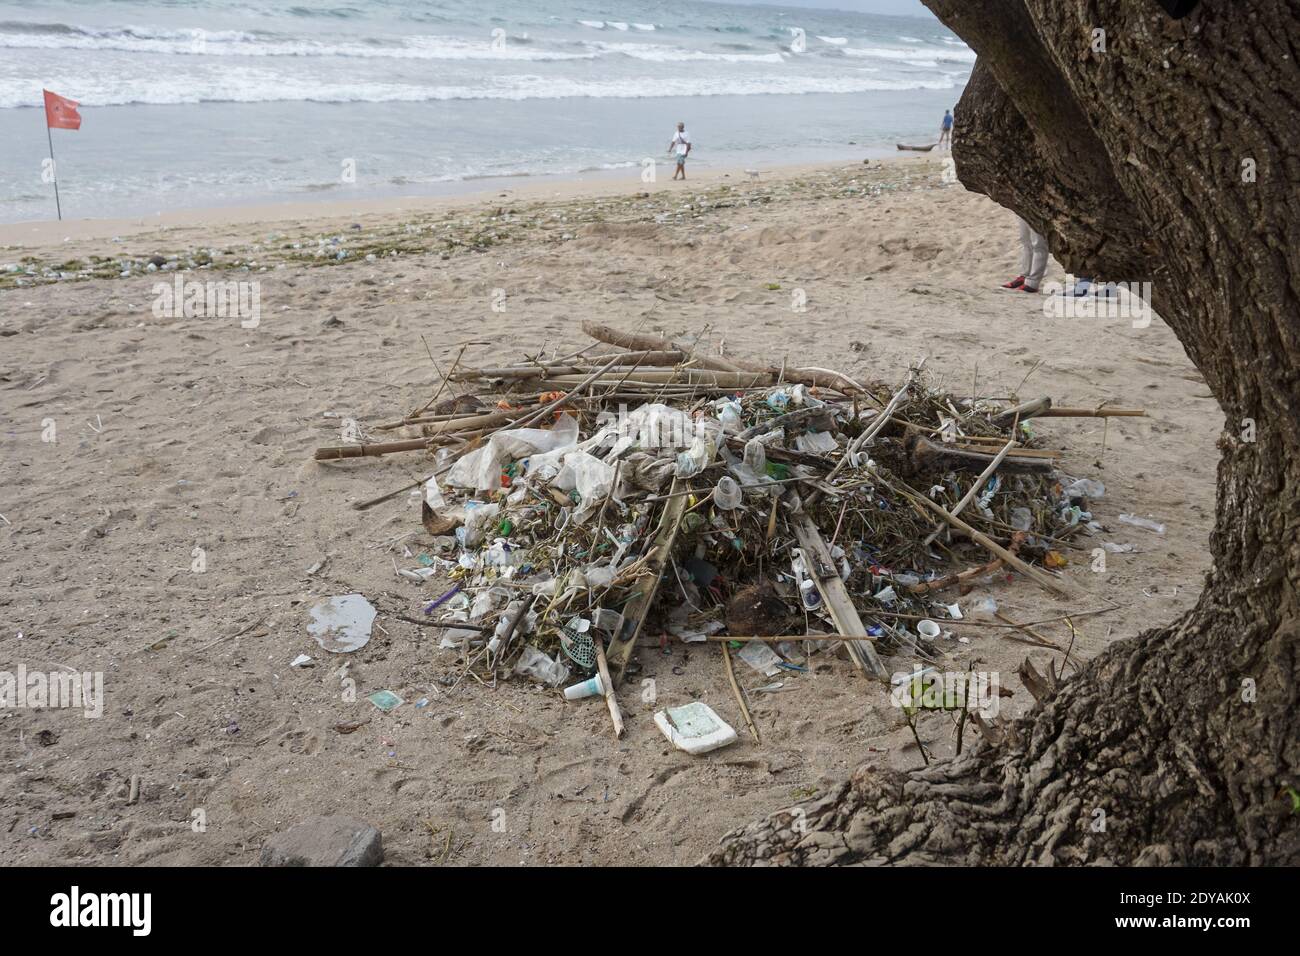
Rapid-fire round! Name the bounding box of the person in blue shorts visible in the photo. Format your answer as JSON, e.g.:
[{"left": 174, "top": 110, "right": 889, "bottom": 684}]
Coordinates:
[{"left": 938, "top": 109, "right": 954, "bottom": 149}]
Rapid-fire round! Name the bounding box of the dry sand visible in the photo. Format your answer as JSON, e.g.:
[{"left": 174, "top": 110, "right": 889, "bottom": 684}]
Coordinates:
[{"left": 0, "top": 158, "right": 1218, "bottom": 865}]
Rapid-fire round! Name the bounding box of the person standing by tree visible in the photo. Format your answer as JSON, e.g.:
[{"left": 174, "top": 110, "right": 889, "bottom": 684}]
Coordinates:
[
  {"left": 938, "top": 109, "right": 954, "bottom": 149},
  {"left": 1002, "top": 215, "right": 1048, "bottom": 293}
]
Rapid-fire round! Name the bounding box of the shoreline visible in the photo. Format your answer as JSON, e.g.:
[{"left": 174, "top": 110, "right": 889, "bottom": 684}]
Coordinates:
[{"left": 0, "top": 153, "right": 937, "bottom": 251}]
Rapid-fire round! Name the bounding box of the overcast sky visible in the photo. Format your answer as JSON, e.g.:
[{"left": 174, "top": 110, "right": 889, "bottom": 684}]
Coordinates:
[{"left": 734, "top": 0, "right": 933, "bottom": 19}]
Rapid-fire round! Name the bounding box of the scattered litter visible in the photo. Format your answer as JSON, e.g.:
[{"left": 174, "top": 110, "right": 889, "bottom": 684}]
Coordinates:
[
  {"left": 290, "top": 654, "right": 314, "bottom": 668},
  {"left": 654, "top": 701, "right": 739, "bottom": 755},
  {"left": 563, "top": 673, "right": 606, "bottom": 700},
  {"left": 1119, "top": 513, "right": 1166, "bottom": 534},
  {"left": 307, "top": 594, "right": 376, "bottom": 653},
  {"left": 1063, "top": 478, "right": 1105, "bottom": 499},
  {"left": 916, "top": 619, "right": 941, "bottom": 640},
  {"left": 736, "top": 640, "right": 783, "bottom": 677},
  {"left": 367, "top": 690, "right": 403, "bottom": 713},
  {"left": 513, "top": 645, "right": 570, "bottom": 687}
]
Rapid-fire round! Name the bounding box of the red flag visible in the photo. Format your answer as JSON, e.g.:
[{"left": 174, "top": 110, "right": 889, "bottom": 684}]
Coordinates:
[{"left": 43, "top": 89, "right": 81, "bottom": 130}]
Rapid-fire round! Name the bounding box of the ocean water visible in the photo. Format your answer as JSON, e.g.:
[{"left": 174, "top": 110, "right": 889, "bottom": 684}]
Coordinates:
[{"left": 0, "top": 0, "right": 971, "bottom": 223}]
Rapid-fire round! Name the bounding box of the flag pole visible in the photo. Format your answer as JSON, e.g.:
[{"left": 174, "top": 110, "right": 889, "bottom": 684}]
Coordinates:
[{"left": 45, "top": 122, "right": 62, "bottom": 221}]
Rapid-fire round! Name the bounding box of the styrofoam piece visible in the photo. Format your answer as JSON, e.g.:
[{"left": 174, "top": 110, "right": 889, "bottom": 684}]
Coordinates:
[{"left": 654, "top": 702, "right": 738, "bottom": 755}]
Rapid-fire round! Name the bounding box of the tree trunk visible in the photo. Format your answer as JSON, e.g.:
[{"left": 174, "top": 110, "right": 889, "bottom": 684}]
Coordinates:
[{"left": 709, "top": 0, "right": 1300, "bottom": 866}]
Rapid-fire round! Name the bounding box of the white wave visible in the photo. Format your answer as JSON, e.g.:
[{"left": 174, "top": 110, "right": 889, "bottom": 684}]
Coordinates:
[
  {"left": 607, "top": 22, "right": 629, "bottom": 31},
  {"left": 816, "top": 36, "right": 848, "bottom": 45},
  {"left": 844, "top": 45, "right": 973, "bottom": 65},
  {"left": 578, "top": 20, "right": 605, "bottom": 29},
  {"left": 0, "top": 25, "right": 595, "bottom": 60},
  {"left": 597, "top": 41, "right": 783, "bottom": 63},
  {"left": 632, "top": 23, "right": 655, "bottom": 31},
  {"left": 0, "top": 70, "right": 964, "bottom": 109}
]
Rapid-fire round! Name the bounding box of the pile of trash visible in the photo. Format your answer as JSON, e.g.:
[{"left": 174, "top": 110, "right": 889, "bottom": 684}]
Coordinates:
[{"left": 315, "top": 322, "right": 1141, "bottom": 748}]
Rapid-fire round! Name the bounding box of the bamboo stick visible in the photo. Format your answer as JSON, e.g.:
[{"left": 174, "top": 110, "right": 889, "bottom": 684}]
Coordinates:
[
  {"left": 909, "top": 491, "right": 1078, "bottom": 598},
  {"left": 1038, "top": 406, "right": 1145, "bottom": 418},
  {"left": 721, "top": 642, "right": 760, "bottom": 743},
  {"left": 315, "top": 436, "right": 430, "bottom": 460},
  {"left": 922, "top": 438, "right": 1018, "bottom": 547},
  {"left": 593, "top": 636, "right": 625, "bottom": 739},
  {"left": 993, "top": 611, "right": 1063, "bottom": 649},
  {"left": 451, "top": 350, "right": 688, "bottom": 380}
]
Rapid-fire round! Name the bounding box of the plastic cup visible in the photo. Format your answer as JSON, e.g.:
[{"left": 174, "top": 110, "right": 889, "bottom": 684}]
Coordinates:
[
  {"left": 563, "top": 673, "right": 606, "bottom": 701},
  {"left": 917, "top": 619, "right": 941, "bottom": 640}
]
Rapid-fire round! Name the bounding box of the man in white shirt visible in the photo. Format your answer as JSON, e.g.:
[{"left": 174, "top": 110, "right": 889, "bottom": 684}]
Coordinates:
[{"left": 667, "top": 122, "right": 691, "bottom": 180}]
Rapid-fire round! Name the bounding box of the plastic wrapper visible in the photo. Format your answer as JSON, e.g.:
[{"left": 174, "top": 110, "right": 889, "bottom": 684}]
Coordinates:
[{"left": 513, "top": 645, "right": 570, "bottom": 687}]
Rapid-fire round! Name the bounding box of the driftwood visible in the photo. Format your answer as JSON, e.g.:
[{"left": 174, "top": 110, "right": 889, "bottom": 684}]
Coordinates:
[
  {"left": 910, "top": 434, "right": 1053, "bottom": 474},
  {"left": 581, "top": 321, "right": 868, "bottom": 396},
  {"left": 542, "top": 369, "right": 771, "bottom": 389},
  {"left": 790, "top": 513, "right": 889, "bottom": 679},
  {"left": 906, "top": 551, "right": 1009, "bottom": 595},
  {"left": 992, "top": 396, "right": 1146, "bottom": 424},
  {"left": 991, "top": 396, "right": 1052, "bottom": 425},
  {"left": 450, "top": 350, "right": 689, "bottom": 380},
  {"left": 697, "top": 633, "right": 878, "bottom": 642},
  {"left": 1038, "top": 406, "right": 1145, "bottom": 418},
  {"left": 315, "top": 436, "right": 430, "bottom": 461},
  {"left": 592, "top": 636, "right": 625, "bottom": 739},
  {"left": 607, "top": 478, "right": 690, "bottom": 685}
]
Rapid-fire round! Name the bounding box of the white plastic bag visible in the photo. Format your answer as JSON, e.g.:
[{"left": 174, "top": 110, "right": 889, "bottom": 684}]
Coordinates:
[
  {"left": 446, "top": 414, "right": 580, "bottom": 491},
  {"left": 513, "top": 645, "right": 570, "bottom": 687}
]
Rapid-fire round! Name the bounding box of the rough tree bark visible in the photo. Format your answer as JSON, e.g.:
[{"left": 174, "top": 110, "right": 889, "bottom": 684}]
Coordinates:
[{"left": 709, "top": 0, "right": 1299, "bottom": 865}]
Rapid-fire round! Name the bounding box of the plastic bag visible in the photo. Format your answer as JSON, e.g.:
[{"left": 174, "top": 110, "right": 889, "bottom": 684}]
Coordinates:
[
  {"left": 513, "top": 645, "right": 570, "bottom": 687},
  {"left": 1064, "top": 477, "right": 1106, "bottom": 499},
  {"left": 488, "top": 599, "right": 527, "bottom": 653},
  {"left": 460, "top": 501, "right": 500, "bottom": 549},
  {"left": 424, "top": 474, "right": 446, "bottom": 509},
  {"left": 446, "top": 413, "right": 579, "bottom": 491},
  {"left": 1119, "top": 513, "right": 1165, "bottom": 534},
  {"left": 793, "top": 430, "right": 837, "bottom": 454},
  {"left": 1010, "top": 507, "right": 1033, "bottom": 532},
  {"left": 552, "top": 450, "right": 615, "bottom": 521},
  {"left": 717, "top": 399, "right": 744, "bottom": 435},
  {"left": 675, "top": 432, "right": 716, "bottom": 479}
]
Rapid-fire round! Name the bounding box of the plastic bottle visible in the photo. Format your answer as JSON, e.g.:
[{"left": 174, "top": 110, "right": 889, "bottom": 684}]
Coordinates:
[{"left": 790, "top": 550, "right": 822, "bottom": 610}]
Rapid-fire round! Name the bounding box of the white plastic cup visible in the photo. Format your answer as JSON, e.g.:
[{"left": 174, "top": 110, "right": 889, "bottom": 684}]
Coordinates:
[
  {"left": 563, "top": 673, "right": 606, "bottom": 701},
  {"left": 917, "top": 619, "right": 941, "bottom": 640}
]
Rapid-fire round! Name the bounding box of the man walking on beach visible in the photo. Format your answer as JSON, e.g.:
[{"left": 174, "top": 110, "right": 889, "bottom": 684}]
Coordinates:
[
  {"left": 668, "top": 122, "right": 691, "bottom": 179},
  {"left": 938, "top": 109, "right": 953, "bottom": 149}
]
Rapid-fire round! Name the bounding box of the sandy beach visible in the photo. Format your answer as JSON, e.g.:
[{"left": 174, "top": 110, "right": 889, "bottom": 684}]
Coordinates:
[{"left": 0, "top": 156, "right": 1218, "bottom": 865}]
